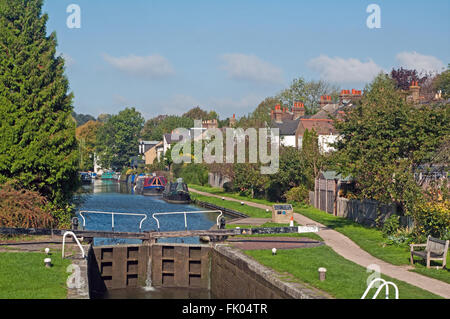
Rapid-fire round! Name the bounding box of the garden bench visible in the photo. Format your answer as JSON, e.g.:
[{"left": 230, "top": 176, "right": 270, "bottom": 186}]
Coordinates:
[{"left": 410, "top": 235, "right": 449, "bottom": 269}]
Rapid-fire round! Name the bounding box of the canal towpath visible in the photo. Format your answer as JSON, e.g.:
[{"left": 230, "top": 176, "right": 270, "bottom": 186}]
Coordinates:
[{"left": 190, "top": 188, "right": 450, "bottom": 298}]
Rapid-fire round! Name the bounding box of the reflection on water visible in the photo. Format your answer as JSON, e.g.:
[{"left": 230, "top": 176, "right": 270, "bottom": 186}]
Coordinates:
[
  {"left": 103, "top": 287, "right": 212, "bottom": 299},
  {"left": 76, "top": 180, "right": 220, "bottom": 246}
]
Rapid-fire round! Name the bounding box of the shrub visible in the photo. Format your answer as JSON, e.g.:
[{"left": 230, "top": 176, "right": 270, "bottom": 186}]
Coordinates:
[
  {"left": 412, "top": 200, "right": 450, "bottom": 239},
  {"left": 178, "top": 164, "right": 209, "bottom": 186},
  {"left": 382, "top": 215, "right": 400, "bottom": 237},
  {"left": 223, "top": 181, "right": 234, "bottom": 193},
  {"left": 284, "top": 185, "right": 309, "bottom": 205},
  {"left": 0, "top": 183, "right": 54, "bottom": 229}
]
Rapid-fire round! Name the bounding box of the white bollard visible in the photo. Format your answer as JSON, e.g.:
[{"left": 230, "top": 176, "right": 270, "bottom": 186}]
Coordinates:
[
  {"left": 318, "top": 267, "right": 327, "bottom": 281},
  {"left": 45, "top": 248, "right": 50, "bottom": 255},
  {"left": 272, "top": 248, "right": 277, "bottom": 256},
  {"left": 44, "top": 258, "right": 52, "bottom": 268}
]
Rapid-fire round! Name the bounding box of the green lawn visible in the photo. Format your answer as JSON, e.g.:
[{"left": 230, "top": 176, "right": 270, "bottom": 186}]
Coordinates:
[
  {"left": 245, "top": 245, "right": 442, "bottom": 299},
  {"left": 0, "top": 252, "right": 71, "bottom": 299},
  {"left": 189, "top": 184, "right": 450, "bottom": 284},
  {"left": 191, "top": 191, "right": 271, "bottom": 218}
]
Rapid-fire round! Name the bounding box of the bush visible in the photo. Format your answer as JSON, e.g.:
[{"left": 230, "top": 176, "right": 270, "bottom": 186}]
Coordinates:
[
  {"left": 413, "top": 200, "right": 450, "bottom": 239},
  {"left": 223, "top": 181, "right": 234, "bottom": 193},
  {"left": 382, "top": 215, "right": 400, "bottom": 237},
  {"left": 284, "top": 185, "right": 309, "bottom": 205},
  {"left": 0, "top": 183, "right": 54, "bottom": 229},
  {"left": 385, "top": 227, "right": 415, "bottom": 246},
  {"left": 178, "top": 164, "right": 209, "bottom": 186}
]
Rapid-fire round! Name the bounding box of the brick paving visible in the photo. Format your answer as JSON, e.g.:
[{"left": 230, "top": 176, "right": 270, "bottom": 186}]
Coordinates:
[{"left": 191, "top": 188, "right": 450, "bottom": 298}]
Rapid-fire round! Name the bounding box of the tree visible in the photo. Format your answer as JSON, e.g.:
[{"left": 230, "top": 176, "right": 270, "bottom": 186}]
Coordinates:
[
  {"left": 301, "top": 129, "right": 326, "bottom": 189},
  {"left": 390, "top": 67, "right": 429, "bottom": 91},
  {"left": 76, "top": 120, "right": 103, "bottom": 170},
  {"left": 0, "top": 0, "right": 79, "bottom": 207},
  {"left": 276, "top": 77, "right": 339, "bottom": 115},
  {"left": 141, "top": 115, "right": 193, "bottom": 141},
  {"left": 434, "top": 64, "right": 450, "bottom": 99},
  {"left": 333, "top": 74, "right": 449, "bottom": 214},
  {"left": 96, "top": 107, "right": 144, "bottom": 170},
  {"left": 72, "top": 111, "right": 96, "bottom": 127}
]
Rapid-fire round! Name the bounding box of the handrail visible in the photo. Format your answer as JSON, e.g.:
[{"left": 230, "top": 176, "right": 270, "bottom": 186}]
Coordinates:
[
  {"left": 62, "top": 231, "right": 86, "bottom": 259},
  {"left": 361, "top": 278, "right": 399, "bottom": 299},
  {"left": 78, "top": 210, "right": 148, "bottom": 232},
  {"left": 152, "top": 210, "right": 223, "bottom": 231}
]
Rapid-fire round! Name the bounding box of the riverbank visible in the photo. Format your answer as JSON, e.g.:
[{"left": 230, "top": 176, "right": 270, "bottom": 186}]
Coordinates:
[{"left": 188, "top": 184, "right": 450, "bottom": 298}]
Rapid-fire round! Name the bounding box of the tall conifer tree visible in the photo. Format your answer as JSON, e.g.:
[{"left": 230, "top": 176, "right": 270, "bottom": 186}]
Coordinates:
[{"left": 0, "top": 0, "right": 79, "bottom": 207}]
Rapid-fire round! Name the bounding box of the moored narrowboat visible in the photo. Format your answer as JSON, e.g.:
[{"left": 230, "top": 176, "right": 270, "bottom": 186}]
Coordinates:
[
  {"left": 136, "top": 175, "right": 167, "bottom": 195},
  {"left": 162, "top": 178, "right": 191, "bottom": 204}
]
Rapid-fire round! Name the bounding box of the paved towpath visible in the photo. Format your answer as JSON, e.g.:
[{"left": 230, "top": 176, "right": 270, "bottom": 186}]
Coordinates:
[{"left": 191, "top": 188, "right": 450, "bottom": 298}]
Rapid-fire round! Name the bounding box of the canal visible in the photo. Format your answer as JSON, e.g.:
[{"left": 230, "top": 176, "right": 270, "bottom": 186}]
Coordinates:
[{"left": 75, "top": 179, "right": 222, "bottom": 299}]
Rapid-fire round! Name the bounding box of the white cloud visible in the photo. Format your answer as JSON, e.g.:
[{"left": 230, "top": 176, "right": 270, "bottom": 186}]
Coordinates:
[
  {"left": 220, "top": 53, "right": 284, "bottom": 84},
  {"left": 103, "top": 54, "right": 175, "bottom": 78},
  {"left": 396, "top": 51, "right": 445, "bottom": 73},
  {"left": 307, "top": 55, "right": 384, "bottom": 84}
]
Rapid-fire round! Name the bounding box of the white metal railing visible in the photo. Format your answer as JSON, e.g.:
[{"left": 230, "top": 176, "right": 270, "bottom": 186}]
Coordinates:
[
  {"left": 62, "top": 231, "right": 86, "bottom": 259},
  {"left": 78, "top": 210, "right": 148, "bottom": 232},
  {"left": 152, "top": 210, "right": 223, "bottom": 231},
  {"left": 361, "top": 278, "right": 399, "bottom": 299}
]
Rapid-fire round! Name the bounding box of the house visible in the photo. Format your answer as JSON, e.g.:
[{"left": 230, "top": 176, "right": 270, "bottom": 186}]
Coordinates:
[
  {"left": 143, "top": 141, "right": 164, "bottom": 165},
  {"left": 269, "top": 89, "right": 362, "bottom": 152},
  {"left": 270, "top": 102, "right": 304, "bottom": 147},
  {"left": 139, "top": 140, "right": 161, "bottom": 155}
]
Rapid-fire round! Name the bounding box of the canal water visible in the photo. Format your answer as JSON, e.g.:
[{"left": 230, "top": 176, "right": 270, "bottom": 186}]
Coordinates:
[
  {"left": 75, "top": 179, "right": 220, "bottom": 299},
  {"left": 76, "top": 179, "right": 222, "bottom": 246}
]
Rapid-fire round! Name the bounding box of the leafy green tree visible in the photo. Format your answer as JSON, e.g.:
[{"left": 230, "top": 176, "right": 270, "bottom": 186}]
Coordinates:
[
  {"left": 141, "top": 115, "right": 194, "bottom": 141},
  {"left": 76, "top": 120, "right": 103, "bottom": 171},
  {"left": 72, "top": 112, "right": 96, "bottom": 127},
  {"left": 267, "top": 147, "right": 307, "bottom": 201},
  {"left": 333, "top": 74, "right": 449, "bottom": 214},
  {"left": 0, "top": 0, "right": 79, "bottom": 208},
  {"left": 276, "top": 77, "right": 339, "bottom": 115},
  {"left": 299, "top": 129, "right": 327, "bottom": 190},
  {"left": 434, "top": 64, "right": 450, "bottom": 99},
  {"left": 96, "top": 107, "right": 144, "bottom": 170}
]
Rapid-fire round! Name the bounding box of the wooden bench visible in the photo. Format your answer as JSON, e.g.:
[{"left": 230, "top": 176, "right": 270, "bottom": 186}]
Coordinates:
[{"left": 410, "top": 236, "right": 449, "bottom": 269}]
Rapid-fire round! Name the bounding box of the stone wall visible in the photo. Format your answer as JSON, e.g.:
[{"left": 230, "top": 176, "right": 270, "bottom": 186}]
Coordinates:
[{"left": 210, "top": 245, "right": 329, "bottom": 299}]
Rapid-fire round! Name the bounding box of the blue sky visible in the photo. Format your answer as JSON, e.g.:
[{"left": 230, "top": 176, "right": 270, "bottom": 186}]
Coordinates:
[{"left": 43, "top": 0, "right": 450, "bottom": 120}]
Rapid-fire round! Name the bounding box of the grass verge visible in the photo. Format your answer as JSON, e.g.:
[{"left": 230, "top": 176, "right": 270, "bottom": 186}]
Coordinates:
[
  {"left": 245, "top": 245, "right": 442, "bottom": 299},
  {"left": 0, "top": 251, "right": 71, "bottom": 299}
]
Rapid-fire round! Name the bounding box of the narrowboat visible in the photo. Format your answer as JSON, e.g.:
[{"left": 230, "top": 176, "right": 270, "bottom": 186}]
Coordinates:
[
  {"left": 79, "top": 172, "right": 92, "bottom": 184},
  {"left": 162, "top": 178, "right": 191, "bottom": 204},
  {"left": 135, "top": 175, "right": 168, "bottom": 195}
]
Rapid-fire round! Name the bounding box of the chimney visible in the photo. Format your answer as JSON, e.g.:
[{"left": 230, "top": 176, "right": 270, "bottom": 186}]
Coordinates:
[
  {"left": 229, "top": 114, "right": 236, "bottom": 127},
  {"left": 409, "top": 81, "right": 420, "bottom": 104},
  {"left": 319, "top": 95, "right": 331, "bottom": 108},
  {"left": 274, "top": 104, "right": 283, "bottom": 123},
  {"left": 293, "top": 101, "right": 305, "bottom": 120}
]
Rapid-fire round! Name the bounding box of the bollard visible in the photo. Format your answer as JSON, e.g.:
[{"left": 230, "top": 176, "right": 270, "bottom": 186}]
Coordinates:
[
  {"left": 272, "top": 248, "right": 277, "bottom": 256},
  {"left": 318, "top": 267, "right": 327, "bottom": 281},
  {"left": 240, "top": 202, "right": 244, "bottom": 205},
  {"left": 44, "top": 258, "right": 52, "bottom": 268},
  {"left": 45, "top": 248, "right": 50, "bottom": 255},
  {"left": 289, "top": 216, "right": 294, "bottom": 227}
]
